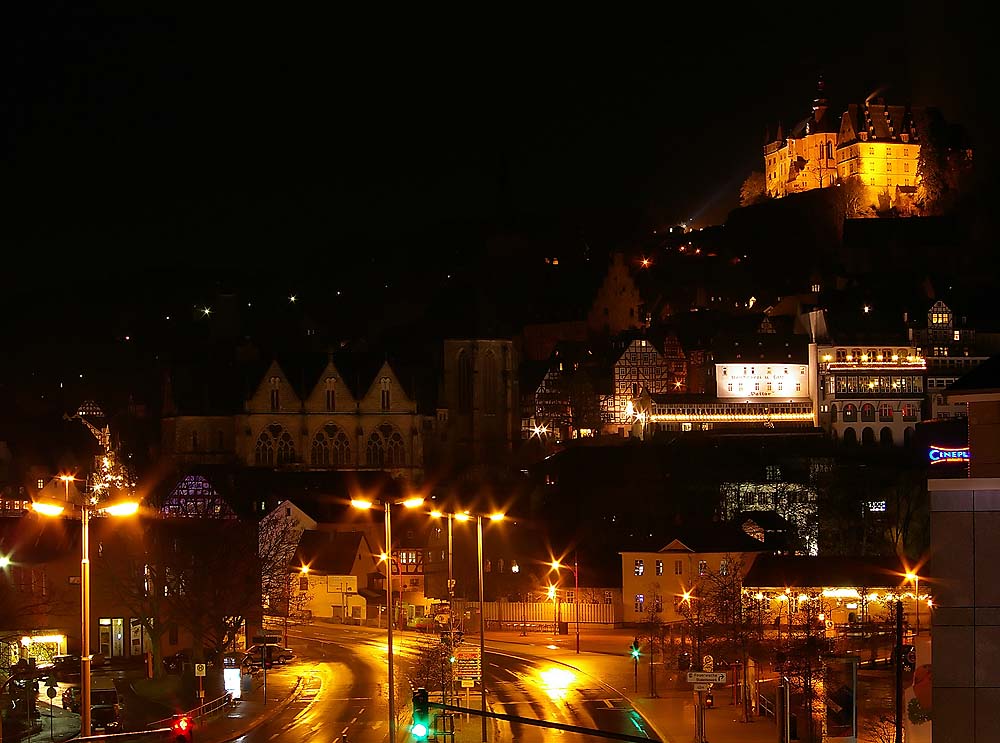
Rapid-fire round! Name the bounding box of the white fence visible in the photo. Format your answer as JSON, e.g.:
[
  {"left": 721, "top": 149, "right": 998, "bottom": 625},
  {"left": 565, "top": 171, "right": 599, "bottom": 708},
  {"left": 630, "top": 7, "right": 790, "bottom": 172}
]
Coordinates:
[{"left": 452, "top": 600, "right": 622, "bottom": 628}]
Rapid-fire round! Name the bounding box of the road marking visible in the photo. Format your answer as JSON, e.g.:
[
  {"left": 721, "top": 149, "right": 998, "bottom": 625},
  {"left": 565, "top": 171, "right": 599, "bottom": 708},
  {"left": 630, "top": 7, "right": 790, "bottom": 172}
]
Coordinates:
[
  {"left": 603, "top": 699, "right": 614, "bottom": 708},
  {"left": 349, "top": 717, "right": 357, "bottom": 724},
  {"left": 341, "top": 726, "right": 350, "bottom": 735},
  {"left": 357, "top": 707, "right": 365, "bottom": 716}
]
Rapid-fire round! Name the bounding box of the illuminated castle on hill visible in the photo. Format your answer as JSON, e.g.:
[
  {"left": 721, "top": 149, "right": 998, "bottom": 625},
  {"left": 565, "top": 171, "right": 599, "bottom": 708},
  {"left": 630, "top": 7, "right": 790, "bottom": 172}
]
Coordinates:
[{"left": 764, "top": 80, "right": 921, "bottom": 210}]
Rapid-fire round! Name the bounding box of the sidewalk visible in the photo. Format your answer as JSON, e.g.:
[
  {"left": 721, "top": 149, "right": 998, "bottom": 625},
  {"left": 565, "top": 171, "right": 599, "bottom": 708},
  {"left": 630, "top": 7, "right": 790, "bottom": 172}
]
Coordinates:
[
  {"left": 187, "top": 668, "right": 303, "bottom": 743},
  {"left": 486, "top": 630, "right": 777, "bottom": 743},
  {"left": 3, "top": 700, "right": 80, "bottom": 743}
]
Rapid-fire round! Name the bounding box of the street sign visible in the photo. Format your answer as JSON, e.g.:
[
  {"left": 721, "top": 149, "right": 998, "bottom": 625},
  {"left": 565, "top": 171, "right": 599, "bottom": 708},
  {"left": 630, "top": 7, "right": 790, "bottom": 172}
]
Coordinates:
[
  {"left": 194, "top": 663, "right": 207, "bottom": 677},
  {"left": 703, "top": 655, "right": 714, "bottom": 672},
  {"left": 692, "top": 683, "right": 712, "bottom": 691},
  {"left": 686, "top": 671, "right": 726, "bottom": 683},
  {"left": 46, "top": 686, "right": 57, "bottom": 699},
  {"left": 453, "top": 645, "right": 481, "bottom": 680},
  {"left": 460, "top": 679, "right": 475, "bottom": 688},
  {"left": 253, "top": 635, "right": 281, "bottom": 644}
]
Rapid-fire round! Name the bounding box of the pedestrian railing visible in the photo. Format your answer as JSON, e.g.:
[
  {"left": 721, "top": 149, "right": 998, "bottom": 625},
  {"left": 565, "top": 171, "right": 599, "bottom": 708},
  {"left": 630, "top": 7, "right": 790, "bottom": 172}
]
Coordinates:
[{"left": 146, "top": 692, "right": 232, "bottom": 730}]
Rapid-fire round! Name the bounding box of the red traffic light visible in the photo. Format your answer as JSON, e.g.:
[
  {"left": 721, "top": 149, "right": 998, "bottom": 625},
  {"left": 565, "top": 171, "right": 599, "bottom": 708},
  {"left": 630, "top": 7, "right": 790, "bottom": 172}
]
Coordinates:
[
  {"left": 173, "top": 716, "right": 191, "bottom": 731},
  {"left": 705, "top": 692, "right": 714, "bottom": 708}
]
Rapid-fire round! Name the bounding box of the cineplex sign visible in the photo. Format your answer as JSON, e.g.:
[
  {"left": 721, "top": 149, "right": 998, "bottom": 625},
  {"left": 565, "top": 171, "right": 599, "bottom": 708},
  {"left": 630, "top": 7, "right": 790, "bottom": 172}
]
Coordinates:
[{"left": 928, "top": 445, "right": 971, "bottom": 464}]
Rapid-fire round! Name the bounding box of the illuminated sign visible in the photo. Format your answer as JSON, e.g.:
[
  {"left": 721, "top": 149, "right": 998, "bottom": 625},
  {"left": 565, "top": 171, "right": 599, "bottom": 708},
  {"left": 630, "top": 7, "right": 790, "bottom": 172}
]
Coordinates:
[
  {"left": 716, "top": 364, "right": 810, "bottom": 400},
  {"left": 928, "top": 445, "right": 970, "bottom": 464}
]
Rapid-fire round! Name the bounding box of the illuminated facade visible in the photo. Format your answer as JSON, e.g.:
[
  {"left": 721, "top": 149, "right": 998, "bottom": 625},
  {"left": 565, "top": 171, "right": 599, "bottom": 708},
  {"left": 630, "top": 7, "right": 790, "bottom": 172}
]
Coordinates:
[
  {"left": 601, "top": 336, "right": 682, "bottom": 433},
  {"left": 817, "top": 344, "right": 924, "bottom": 447},
  {"left": 764, "top": 81, "right": 841, "bottom": 198},
  {"left": 763, "top": 85, "right": 922, "bottom": 209},
  {"left": 836, "top": 101, "right": 920, "bottom": 208},
  {"left": 162, "top": 355, "right": 425, "bottom": 479}
]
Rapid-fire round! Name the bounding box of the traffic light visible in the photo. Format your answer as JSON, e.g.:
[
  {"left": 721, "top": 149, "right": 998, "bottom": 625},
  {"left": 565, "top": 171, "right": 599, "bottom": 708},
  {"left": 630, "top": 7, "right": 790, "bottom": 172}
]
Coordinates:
[
  {"left": 705, "top": 691, "right": 714, "bottom": 708},
  {"left": 412, "top": 687, "right": 430, "bottom": 740},
  {"left": 630, "top": 638, "right": 640, "bottom": 660},
  {"left": 172, "top": 715, "right": 193, "bottom": 742}
]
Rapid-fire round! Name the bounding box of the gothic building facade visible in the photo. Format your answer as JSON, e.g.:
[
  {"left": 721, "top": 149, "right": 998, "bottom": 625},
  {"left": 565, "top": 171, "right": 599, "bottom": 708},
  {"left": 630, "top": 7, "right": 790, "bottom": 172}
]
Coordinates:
[{"left": 161, "top": 354, "right": 426, "bottom": 480}]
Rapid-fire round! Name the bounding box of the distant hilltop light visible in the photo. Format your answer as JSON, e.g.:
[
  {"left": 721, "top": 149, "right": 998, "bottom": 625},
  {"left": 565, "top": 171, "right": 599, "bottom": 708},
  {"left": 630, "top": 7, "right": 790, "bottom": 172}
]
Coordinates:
[
  {"left": 863, "top": 305, "right": 871, "bottom": 313},
  {"left": 289, "top": 294, "right": 297, "bottom": 303}
]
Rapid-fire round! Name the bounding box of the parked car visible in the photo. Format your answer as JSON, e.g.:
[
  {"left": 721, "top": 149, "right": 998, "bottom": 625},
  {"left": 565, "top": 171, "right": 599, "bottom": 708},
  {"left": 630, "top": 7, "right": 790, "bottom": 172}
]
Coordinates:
[
  {"left": 90, "top": 703, "right": 121, "bottom": 733},
  {"left": 407, "top": 615, "right": 439, "bottom": 633},
  {"left": 162, "top": 649, "right": 218, "bottom": 674},
  {"left": 245, "top": 644, "right": 294, "bottom": 668},
  {"left": 62, "top": 686, "right": 82, "bottom": 713},
  {"left": 50, "top": 654, "right": 82, "bottom": 682}
]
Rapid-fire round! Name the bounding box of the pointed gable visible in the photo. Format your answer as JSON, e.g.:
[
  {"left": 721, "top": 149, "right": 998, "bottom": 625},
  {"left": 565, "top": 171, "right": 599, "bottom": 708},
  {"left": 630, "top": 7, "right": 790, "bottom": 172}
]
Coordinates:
[
  {"left": 837, "top": 107, "right": 859, "bottom": 147},
  {"left": 304, "top": 358, "right": 356, "bottom": 414},
  {"left": 358, "top": 360, "right": 414, "bottom": 414},
  {"left": 247, "top": 360, "right": 301, "bottom": 414}
]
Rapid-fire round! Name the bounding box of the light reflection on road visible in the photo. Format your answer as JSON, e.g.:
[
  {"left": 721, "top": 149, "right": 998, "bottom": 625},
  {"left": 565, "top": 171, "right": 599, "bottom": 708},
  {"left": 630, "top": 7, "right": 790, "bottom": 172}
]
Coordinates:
[{"left": 538, "top": 667, "right": 576, "bottom": 700}]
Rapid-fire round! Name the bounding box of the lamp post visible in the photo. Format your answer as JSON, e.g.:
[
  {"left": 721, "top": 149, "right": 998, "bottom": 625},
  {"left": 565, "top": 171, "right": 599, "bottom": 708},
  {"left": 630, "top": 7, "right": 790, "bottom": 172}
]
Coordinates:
[
  {"left": 550, "top": 557, "right": 580, "bottom": 654},
  {"left": 905, "top": 572, "right": 920, "bottom": 637},
  {"left": 351, "top": 495, "right": 424, "bottom": 743},
  {"left": 33, "top": 478, "right": 138, "bottom": 738},
  {"left": 441, "top": 509, "right": 503, "bottom": 743}
]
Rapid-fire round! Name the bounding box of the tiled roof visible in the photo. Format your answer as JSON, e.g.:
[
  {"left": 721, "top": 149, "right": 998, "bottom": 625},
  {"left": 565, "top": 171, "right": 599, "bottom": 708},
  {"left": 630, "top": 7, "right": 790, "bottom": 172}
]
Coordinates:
[
  {"left": 294, "top": 530, "right": 368, "bottom": 575},
  {"left": 658, "top": 522, "right": 768, "bottom": 554}
]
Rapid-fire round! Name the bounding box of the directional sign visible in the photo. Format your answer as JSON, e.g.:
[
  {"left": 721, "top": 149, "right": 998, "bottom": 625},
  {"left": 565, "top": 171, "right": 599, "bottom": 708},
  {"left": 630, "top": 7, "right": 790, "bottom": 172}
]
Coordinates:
[
  {"left": 692, "top": 683, "right": 712, "bottom": 691},
  {"left": 194, "top": 663, "right": 207, "bottom": 677},
  {"left": 453, "top": 646, "right": 481, "bottom": 680},
  {"left": 686, "top": 671, "right": 726, "bottom": 684},
  {"left": 460, "top": 679, "right": 475, "bottom": 688}
]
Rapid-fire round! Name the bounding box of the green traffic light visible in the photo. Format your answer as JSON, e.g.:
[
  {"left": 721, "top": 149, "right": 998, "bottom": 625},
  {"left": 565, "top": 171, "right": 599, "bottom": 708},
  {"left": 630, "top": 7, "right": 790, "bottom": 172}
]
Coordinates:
[
  {"left": 631, "top": 649, "right": 640, "bottom": 659},
  {"left": 449, "top": 656, "right": 456, "bottom": 663},
  {"left": 412, "top": 722, "right": 428, "bottom": 739}
]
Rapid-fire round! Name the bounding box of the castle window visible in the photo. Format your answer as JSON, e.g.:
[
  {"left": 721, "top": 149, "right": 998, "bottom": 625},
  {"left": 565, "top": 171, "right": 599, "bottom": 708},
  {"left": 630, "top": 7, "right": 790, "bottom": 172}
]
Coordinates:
[{"left": 276, "top": 429, "right": 295, "bottom": 465}]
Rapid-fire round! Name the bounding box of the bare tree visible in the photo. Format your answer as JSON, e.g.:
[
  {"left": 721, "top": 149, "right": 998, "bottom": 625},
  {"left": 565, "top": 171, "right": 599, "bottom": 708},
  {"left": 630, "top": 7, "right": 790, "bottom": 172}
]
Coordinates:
[
  {"left": 740, "top": 171, "right": 768, "bottom": 207},
  {"left": 700, "top": 555, "right": 761, "bottom": 722}
]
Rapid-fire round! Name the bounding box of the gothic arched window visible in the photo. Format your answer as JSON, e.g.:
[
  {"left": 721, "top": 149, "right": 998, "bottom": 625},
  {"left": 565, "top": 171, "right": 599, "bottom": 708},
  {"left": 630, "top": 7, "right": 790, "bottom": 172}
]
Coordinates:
[
  {"left": 325, "top": 377, "right": 336, "bottom": 411},
  {"left": 483, "top": 351, "right": 498, "bottom": 415},
  {"left": 386, "top": 431, "right": 406, "bottom": 467},
  {"left": 275, "top": 428, "right": 296, "bottom": 465},
  {"left": 366, "top": 432, "right": 385, "bottom": 468},
  {"left": 312, "top": 424, "right": 351, "bottom": 467},
  {"left": 457, "top": 350, "right": 472, "bottom": 413},
  {"left": 255, "top": 430, "right": 275, "bottom": 466}
]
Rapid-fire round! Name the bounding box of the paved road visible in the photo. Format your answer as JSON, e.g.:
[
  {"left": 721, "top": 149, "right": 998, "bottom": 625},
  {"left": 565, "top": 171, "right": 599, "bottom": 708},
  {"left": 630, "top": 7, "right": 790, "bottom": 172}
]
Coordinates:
[
  {"left": 249, "top": 624, "right": 658, "bottom": 743},
  {"left": 234, "top": 631, "right": 390, "bottom": 743}
]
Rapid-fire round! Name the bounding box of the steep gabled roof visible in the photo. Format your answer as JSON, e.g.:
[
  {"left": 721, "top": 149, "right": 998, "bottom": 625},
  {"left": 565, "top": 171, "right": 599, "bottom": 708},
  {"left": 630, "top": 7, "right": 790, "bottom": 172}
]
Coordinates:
[
  {"left": 294, "top": 530, "right": 369, "bottom": 575},
  {"left": 658, "top": 522, "right": 767, "bottom": 554}
]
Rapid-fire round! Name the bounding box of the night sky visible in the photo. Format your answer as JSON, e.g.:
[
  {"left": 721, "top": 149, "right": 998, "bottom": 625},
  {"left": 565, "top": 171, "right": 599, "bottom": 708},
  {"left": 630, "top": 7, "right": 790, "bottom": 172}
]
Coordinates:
[{"left": 0, "top": 10, "right": 988, "bottom": 374}]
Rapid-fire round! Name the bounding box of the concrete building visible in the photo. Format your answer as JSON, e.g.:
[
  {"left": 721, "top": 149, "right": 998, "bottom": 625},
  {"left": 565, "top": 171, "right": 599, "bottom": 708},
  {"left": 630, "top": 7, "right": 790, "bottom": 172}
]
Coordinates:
[{"left": 929, "top": 355, "right": 1000, "bottom": 741}]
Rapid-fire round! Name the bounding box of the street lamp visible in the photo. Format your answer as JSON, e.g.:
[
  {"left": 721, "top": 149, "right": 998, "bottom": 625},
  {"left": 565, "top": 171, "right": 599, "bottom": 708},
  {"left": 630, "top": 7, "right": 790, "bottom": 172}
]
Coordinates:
[
  {"left": 550, "top": 557, "right": 580, "bottom": 653},
  {"left": 350, "top": 494, "right": 424, "bottom": 743},
  {"left": 905, "top": 572, "right": 921, "bottom": 637},
  {"left": 32, "top": 477, "right": 139, "bottom": 737},
  {"left": 434, "top": 508, "right": 504, "bottom": 743}
]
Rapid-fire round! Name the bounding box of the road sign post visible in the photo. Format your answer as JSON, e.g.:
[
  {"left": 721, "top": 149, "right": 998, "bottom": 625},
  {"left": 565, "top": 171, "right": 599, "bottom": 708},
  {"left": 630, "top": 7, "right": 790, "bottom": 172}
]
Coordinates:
[{"left": 686, "top": 672, "right": 727, "bottom": 684}]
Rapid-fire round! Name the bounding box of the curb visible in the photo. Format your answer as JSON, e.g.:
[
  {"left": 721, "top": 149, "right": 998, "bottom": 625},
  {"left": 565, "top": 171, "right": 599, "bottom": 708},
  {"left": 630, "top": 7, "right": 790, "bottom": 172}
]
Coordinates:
[{"left": 208, "top": 676, "right": 305, "bottom": 743}]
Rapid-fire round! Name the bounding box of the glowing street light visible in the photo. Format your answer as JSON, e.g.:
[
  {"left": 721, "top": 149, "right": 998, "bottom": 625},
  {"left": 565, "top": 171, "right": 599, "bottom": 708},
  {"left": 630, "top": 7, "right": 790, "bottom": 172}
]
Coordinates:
[
  {"left": 350, "top": 494, "right": 425, "bottom": 743},
  {"left": 32, "top": 480, "right": 139, "bottom": 737},
  {"left": 550, "top": 556, "right": 581, "bottom": 653},
  {"left": 905, "top": 571, "right": 922, "bottom": 636}
]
